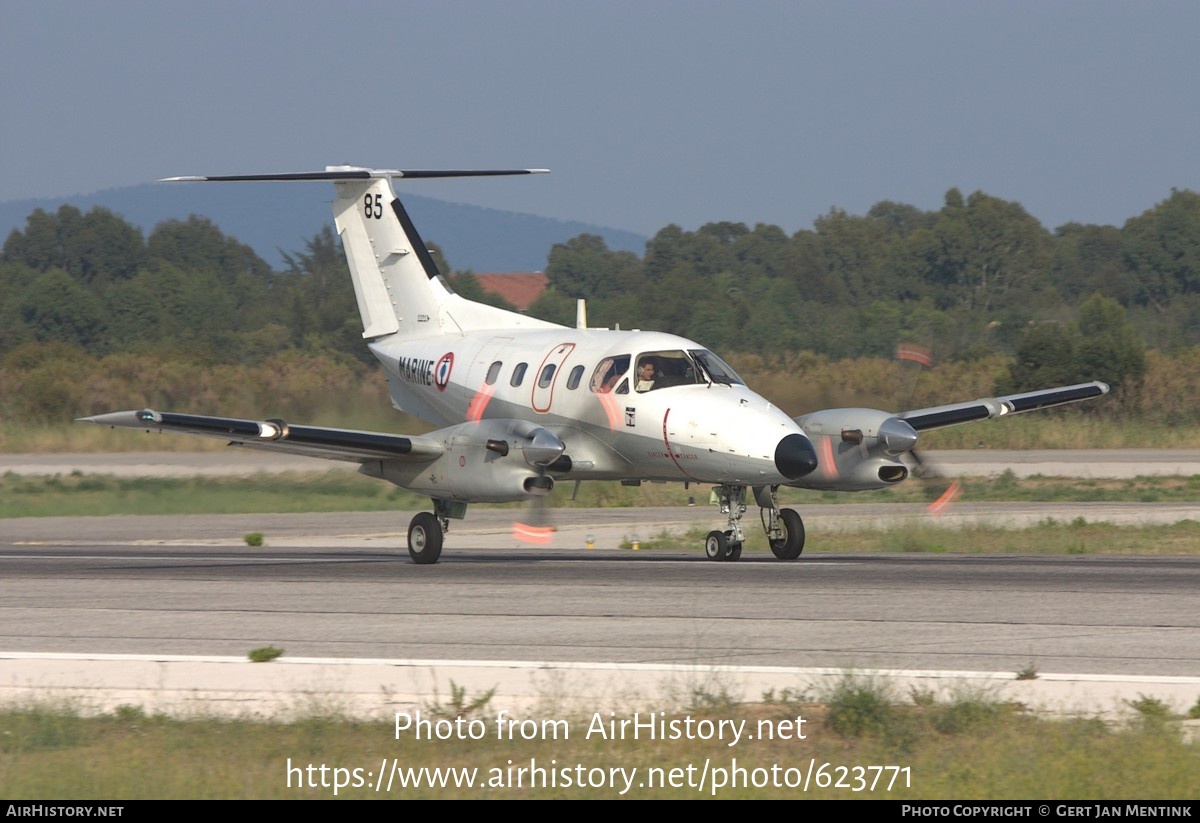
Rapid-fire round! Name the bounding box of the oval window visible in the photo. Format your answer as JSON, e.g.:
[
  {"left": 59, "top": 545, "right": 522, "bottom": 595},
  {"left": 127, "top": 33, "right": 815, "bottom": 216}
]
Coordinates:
[
  {"left": 510, "top": 362, "right": 528, "bottom": 387},
  {"left": 485, "top": 361, "right": 502, "bottom": 385}
]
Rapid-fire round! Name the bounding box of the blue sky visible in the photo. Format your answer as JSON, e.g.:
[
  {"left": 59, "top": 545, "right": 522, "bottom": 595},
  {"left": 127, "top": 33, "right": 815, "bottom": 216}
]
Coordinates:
[{"left": 3, "top": 1, "right": 1198, "bottom": 236}]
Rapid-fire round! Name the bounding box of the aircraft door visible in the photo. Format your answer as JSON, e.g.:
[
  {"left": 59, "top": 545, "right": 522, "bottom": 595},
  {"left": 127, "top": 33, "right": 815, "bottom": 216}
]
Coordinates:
[
  {"left": 467, "top": 336, "right": 513, "bottom": 387},
  {"left": 532, "top": 343, "right": 576, "bottom": 413},
  {"left": 464, "top": 336, "right": 512, "bottom": 422}
]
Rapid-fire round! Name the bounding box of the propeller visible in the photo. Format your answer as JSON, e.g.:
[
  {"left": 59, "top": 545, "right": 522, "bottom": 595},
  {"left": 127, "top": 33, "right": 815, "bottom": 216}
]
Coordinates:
[
  {"left": 895, "top": 343, "right": 961, "bottom": 514},
  {"left": 509, "top": 423, "right": 567, "bottom": 545},
  {"left": 906, "top": 448, "right": 962, "bottom": 514}
]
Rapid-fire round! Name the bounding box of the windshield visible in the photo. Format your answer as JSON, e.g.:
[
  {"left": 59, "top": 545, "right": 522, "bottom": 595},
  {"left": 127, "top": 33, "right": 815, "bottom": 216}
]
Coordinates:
[
  {"left": 630, "top": 349, "right": 745, "bottom": 391},
  {"left": 689, "top": 350, "right": 744, "bottom": 386}
]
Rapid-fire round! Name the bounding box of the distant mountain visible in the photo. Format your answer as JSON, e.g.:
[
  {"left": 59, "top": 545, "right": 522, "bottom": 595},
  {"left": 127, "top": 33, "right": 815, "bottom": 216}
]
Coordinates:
[{"left": 0, "top": 183, "right": 647, "bottom": 273}]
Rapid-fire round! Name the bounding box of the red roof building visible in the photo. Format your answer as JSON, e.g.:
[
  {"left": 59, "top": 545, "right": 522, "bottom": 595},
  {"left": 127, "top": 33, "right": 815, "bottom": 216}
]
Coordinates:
[{"left": 473, "top": 272, "right": 548, "bottom": 311}]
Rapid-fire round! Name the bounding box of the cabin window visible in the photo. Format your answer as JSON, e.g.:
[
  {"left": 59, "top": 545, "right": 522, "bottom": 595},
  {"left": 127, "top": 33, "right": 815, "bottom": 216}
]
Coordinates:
[
  {"left": 538, "top": 363, "right": 556, "bottom": 388},
  {"left": 510, "top": 362, "right": 528, "bottom": 387},
  {"left": 589, "top": 354, "right": 630, "bottom": 393},
  {"left": 485, "top": 361, "right": 502, "bottom": 385},
  {"left": 566, "top": 364, "right": 585, "bottom": 390}
]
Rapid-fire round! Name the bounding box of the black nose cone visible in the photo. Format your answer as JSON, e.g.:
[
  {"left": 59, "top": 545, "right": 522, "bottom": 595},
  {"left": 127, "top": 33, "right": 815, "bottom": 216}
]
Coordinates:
[{"left": 775, "top": 433, "right": 818, "bottom": 480}]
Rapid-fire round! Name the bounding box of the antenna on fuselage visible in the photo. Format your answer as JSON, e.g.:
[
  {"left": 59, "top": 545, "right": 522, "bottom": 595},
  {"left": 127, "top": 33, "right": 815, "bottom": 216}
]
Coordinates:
[{"left": 576, "top": 299, "right": 588, "bottom": 330}]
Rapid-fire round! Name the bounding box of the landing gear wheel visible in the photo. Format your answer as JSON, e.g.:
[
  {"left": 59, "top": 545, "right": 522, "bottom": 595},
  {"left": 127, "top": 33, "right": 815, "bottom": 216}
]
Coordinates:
[
  {"left": 407, "top": 511, "right": 443, "bottom": 565},
  {"left": 705, "top": 530, "right": 728, "bottom": 562},
  {"left": 769, "top": 508, "right": 805, "bottom": 560},
  {"left": 728, "top": 543, "right": 743, "bottom": 561}
]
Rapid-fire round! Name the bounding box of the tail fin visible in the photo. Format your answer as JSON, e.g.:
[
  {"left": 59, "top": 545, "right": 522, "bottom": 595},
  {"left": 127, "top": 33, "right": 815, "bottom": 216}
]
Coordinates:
[{"left": 162, "top": 166, "right": 548, "bottom": 340}]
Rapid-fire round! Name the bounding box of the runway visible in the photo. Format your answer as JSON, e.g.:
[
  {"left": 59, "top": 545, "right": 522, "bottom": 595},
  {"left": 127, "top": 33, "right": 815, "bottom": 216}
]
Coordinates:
[{"left": 1, "top": 451, "right": 1198, "bottom": 719}]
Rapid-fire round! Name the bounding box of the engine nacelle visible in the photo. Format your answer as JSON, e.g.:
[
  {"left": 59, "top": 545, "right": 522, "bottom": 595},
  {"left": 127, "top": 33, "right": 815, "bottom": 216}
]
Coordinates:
[
  {"left": 361, "top": 419, "right": 567, "bottom": 503},
  {"left": 789, "top": 407, "right": 917, "bottom": 491}
]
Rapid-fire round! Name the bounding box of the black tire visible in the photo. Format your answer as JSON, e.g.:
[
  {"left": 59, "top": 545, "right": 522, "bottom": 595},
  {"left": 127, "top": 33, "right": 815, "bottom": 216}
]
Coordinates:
[
  {"left": 769, "top": 508, "right": 805, "bottom": 560},
  {"left": 728, "top": 543, "right": 743, "bottom": 561},
  {"left": 407, "top": 512, "right": 443, "bottom": 565},
  {"left": 705, "top": 530, "right": 728, "bottom": 562}
]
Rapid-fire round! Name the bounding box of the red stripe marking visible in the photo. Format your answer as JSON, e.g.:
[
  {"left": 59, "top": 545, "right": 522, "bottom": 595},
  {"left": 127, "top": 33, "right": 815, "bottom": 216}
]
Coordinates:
[
  {"left": 513, "top": 522, "right": 555, "bottom": 544},
  {"left": 662, "top": 408, "right": 700, "bottom": 482},
  {"left": 819, "top": 436, "right": 838, "bottom": 479},
  {"left": 466, "top": 384, "right": 495, "bottom": 422},
  {"left": 596, "top": 391, "right": 622, "bottom": 430},
  {"left": 926, "top": 480, "right": 962, "bottom": 515}
]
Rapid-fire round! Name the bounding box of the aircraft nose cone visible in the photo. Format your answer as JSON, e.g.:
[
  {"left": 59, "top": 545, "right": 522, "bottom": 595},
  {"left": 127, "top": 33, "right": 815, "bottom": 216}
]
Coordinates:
[
  {"left": 775, "top": 433, "right": 818, "bottom": 480},
  {"left": 878, "top": 417, "right": 919, "bottom": 456}
]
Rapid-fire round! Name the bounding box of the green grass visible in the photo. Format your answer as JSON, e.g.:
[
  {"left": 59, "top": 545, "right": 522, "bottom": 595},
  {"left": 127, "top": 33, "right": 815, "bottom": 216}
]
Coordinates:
[
  {"left": 5, "top": 470, "right": 1200, "bottom": 521},
  {"left": 1, "top": 686, "right": 1195, "bottom": 799}
]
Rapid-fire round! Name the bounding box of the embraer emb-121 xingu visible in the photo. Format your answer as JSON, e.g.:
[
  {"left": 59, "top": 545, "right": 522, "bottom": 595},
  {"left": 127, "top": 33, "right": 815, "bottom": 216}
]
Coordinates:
[{"left": 81, "top": 167, "right": 1109, "bottom": 563}]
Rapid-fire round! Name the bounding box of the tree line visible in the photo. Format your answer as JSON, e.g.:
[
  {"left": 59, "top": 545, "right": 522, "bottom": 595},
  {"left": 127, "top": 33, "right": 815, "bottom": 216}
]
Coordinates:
[{"left": 2, "top": 188, "right": 1197, "bottom": 423}]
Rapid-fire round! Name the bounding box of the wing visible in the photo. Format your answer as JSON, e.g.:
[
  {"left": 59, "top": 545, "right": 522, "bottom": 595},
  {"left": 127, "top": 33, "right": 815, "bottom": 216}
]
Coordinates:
[
  {"left": 790, "top": 381, "right": 1110, "bottom": 491},
  {"left": 897, "top": 381, "right": 1110, "bottom": 431},
  {"left": 78, "top": 409, "right": 444, "bottom": 464}
]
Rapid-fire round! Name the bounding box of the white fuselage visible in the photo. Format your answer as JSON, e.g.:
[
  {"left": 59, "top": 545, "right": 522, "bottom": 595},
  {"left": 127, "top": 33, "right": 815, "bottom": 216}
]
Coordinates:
[{"left": 369, "top": 327, "right": 810, "bottom": 488}]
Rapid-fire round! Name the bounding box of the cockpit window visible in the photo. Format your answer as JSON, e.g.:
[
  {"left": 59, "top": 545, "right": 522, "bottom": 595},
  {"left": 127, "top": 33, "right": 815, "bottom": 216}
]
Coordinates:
[
  {"left": 630, "top": 349, "right": 744, "bottom": 392},
  {"left": 689, "top": 349, "right": 744, "bottom": 386},
  {"left": 634, "top": 350, "right": 695, "bottom": 392},
  {"left": 590, "top": 354, "right": 630, "bottom": 393}
]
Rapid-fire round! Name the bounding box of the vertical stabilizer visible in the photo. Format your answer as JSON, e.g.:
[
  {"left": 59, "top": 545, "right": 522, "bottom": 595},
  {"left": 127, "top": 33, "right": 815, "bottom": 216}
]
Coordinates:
[
  {"left": 161, "top": 166, "right": 550, "bottom": 340},
  {"left": 332, "top": 173, "right": 434, "bottom": 339}
]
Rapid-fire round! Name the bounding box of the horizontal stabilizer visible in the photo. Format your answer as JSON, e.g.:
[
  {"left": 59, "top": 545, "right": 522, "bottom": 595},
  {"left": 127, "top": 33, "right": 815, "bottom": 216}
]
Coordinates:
[
  {"left": 78, "top": 409, "right": 444, "bottom": 463},
  {"left": 161, "top": 166, "right": 549, "bottom": 183}
]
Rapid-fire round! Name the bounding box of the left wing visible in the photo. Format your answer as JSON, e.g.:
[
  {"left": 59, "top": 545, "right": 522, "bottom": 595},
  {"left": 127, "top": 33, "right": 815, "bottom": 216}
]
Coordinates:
[
  {"left": 791, "top": 381, "right": 1110, "bottom": 491},
  {"left": 78, "top": 409, "right": 444, "bottom": 464}
]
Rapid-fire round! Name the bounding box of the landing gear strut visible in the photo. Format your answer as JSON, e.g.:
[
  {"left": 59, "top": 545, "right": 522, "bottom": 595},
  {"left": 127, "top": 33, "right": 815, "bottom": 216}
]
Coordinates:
[
  {"left": 758, "top": 485, "right": 805, "bottom": 560},
  {"left": 705, "top": 485, "right": 806, "bottom": 561},
  {"left": 706, "top": 484, "right": 747, "bottom": 562}
]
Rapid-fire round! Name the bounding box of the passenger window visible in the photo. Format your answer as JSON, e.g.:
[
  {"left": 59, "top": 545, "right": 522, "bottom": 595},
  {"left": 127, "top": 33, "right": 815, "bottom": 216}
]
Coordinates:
[
  {"left": 485, "top": 361, "right": 502, "bottom": 385},
  {"left": 510, "top": 362, "right": 528, "bottom": 387},
  {"left": 538, "top": 363, "right": 556, "bottom": 388},
  {"left": 566, "top": 365, "right": 585, "bottom": 390}
]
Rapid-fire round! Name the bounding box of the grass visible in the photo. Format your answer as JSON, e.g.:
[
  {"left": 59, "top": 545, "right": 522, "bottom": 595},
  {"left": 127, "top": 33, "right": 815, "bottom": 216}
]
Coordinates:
[
  {"left": 1, "top": 681, "right": 1196, "bottom": 799},
  {"left": 6, "top": 414, "right": 1200, "bottom": 452},
  {"left": 4, "top": 469, "right": 1200, "bottom": 521},
  {"left": 247, "top": 646, "right": 284, "bottom": 663},
  {"left": 4, "top": 470, "right": 1198, "bottom": 558}
]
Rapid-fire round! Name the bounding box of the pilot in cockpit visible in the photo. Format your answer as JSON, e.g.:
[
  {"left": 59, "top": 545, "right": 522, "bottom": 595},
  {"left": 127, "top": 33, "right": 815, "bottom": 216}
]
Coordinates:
[{"left": 635, "top": 357, "right": 657, "bottom": 392}]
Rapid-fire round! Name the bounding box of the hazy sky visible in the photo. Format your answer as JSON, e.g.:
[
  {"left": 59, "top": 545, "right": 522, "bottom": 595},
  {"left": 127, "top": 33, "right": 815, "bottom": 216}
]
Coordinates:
[{"left": 4, "top": 1, "right": 1198, "bottom": 237}]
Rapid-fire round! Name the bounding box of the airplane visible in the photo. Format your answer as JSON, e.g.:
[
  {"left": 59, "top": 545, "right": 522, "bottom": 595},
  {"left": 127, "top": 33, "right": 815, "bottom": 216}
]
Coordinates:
[{"left": 79, "top": 166, "right": 1110, "bottom": 564}]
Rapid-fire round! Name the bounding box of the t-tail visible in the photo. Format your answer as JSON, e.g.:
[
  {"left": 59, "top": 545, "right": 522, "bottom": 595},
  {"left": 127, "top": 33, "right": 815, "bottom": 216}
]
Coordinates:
[{"left": 162, "top": 166, "right": 559, "bottom": 339}]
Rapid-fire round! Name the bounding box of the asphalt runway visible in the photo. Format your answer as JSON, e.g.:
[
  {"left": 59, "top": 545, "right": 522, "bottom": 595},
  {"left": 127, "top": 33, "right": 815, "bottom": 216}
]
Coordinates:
[
  {"left": 1, "top": 451, "right": 1197, "bottom": 718},
  {"left": 2, "top": 507, "right": 1198, "bottom": 674}
]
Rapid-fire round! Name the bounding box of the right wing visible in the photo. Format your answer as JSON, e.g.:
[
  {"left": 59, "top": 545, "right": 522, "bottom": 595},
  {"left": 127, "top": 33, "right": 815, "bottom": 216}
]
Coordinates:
[{"left": 78, "top": 409, "right": 444, "bottom": 464}]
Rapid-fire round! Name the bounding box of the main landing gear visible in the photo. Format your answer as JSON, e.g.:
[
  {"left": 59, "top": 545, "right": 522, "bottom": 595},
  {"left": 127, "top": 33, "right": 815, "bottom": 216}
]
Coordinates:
[
  {"left": 706, "top": 484, "right": 805, "bottom": 562},
  {"left": 406, "top": 499, "right": 463, "bottom": 565}
]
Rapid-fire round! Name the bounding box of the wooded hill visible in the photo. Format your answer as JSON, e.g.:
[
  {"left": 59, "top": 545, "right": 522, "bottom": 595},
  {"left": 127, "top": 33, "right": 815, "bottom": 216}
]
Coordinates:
[{"left": 2, "top": 187, "right": 1197, "bottom": 426}]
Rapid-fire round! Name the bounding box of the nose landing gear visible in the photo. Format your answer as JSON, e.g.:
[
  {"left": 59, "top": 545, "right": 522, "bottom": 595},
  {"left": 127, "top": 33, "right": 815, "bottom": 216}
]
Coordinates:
[{"left": 705, "top": 484, "right": 805, "bottom": 561}]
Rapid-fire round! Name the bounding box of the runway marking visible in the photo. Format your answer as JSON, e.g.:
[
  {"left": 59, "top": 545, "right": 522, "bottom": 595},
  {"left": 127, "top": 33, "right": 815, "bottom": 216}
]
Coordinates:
[{"left": 0, "top": 554, "right": 374, "bottom": 563}]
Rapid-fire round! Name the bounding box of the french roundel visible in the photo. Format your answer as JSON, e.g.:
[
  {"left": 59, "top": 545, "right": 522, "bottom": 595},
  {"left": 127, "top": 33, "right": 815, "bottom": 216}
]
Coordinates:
[{"left": 434, "top": 353, "right": 454, "bottom": 391}]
